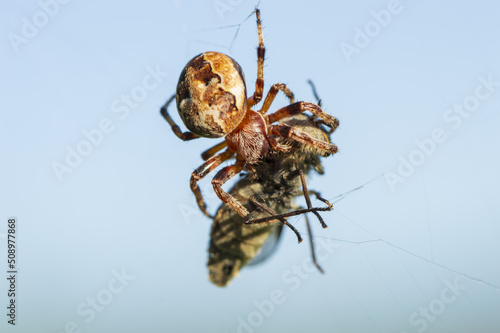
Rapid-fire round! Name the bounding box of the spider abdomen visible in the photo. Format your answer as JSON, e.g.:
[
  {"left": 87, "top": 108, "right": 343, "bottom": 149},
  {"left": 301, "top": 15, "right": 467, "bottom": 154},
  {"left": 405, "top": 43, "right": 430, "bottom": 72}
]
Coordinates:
[{"left": 176, "top": 52, "right": 248, "bottom": 138}]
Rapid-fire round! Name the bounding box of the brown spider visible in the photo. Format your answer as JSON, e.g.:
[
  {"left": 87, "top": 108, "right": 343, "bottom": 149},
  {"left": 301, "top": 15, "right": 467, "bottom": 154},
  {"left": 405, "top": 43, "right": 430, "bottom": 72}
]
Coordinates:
[{"left": 161, "top": 8, "right": 339, "bottom": 221}]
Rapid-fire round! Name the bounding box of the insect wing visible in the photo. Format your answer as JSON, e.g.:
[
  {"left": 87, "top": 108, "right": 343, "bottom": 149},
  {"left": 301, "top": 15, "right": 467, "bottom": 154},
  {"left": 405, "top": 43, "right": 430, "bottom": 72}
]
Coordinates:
[{"left": 248, "top": 223, "right": 283, "bottom": 266}]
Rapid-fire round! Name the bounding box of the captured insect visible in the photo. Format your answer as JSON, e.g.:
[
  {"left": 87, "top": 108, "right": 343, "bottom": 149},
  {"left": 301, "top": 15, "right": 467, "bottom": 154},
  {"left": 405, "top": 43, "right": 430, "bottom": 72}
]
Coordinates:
[
  {"left": 208, "top": 109, "right": 336, "bottom": 286},
  {"left": 160, "top": 8, "right": 339, "bottom": 228}
]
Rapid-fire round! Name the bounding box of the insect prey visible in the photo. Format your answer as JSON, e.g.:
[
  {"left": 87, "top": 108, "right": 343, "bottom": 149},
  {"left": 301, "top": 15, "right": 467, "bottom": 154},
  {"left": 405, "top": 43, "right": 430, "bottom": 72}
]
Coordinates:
[{"left": 208, "top": 112, "right": 335, "bottom": 286}]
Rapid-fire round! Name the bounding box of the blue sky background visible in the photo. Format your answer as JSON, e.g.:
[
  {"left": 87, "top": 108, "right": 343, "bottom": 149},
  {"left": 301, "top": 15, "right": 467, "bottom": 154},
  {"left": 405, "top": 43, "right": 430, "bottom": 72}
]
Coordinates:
[{"left": 1, "top": 0, "right": 500, "bottom": 332}]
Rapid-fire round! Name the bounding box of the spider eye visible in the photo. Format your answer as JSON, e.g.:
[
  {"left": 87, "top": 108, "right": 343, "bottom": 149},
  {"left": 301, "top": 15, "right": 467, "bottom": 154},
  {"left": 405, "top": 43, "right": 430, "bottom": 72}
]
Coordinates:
[{"left": 176, "top": 52, "right": 247, "bottom": 138}]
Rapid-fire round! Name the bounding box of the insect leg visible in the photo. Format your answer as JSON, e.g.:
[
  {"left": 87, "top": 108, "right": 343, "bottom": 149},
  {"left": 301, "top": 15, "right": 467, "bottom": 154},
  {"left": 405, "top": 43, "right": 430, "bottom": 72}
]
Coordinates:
[
  {"left": 297, "top": 169, "right": 328, "bottom": 229},
  {"left": 247, "top": 8, "right": 265, "bottom": 108},
  {"left": 212, "top": 159, "right": 248, "bottom": 217},
  {"left": 245, "top": 205, "right": 332, "bottom": 224},
  {"left": 304, "top": 214, "right": 324, "bottom": 273},
  {"left": 246, "top": 170, "right": 333, "bottom": 226},
  {"left": 306, "top": 80, "right": 335, "bottom": 133},
  {"left": 246, "top": 195, "right": 304, "bottom": 243},
  {"left": 307, "top": 79, "right": 322, "bottom": 107},
  {"left": 191, "top": 150, "right": 235, "bottom": 217},
  {"left": 160, "top": 94, "right": 199, "bottom": 141},
  {"left": 306, "top": 190, "right": 334, "bottom": 210},
  {"left": 296, "top": 170, "right": 329, "bottom": 272}
]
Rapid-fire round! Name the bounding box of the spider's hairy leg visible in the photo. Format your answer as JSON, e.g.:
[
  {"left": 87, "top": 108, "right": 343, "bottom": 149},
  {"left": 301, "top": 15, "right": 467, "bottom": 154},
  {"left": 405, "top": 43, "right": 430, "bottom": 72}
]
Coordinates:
[
  {"left": 306, "top": 79, "right": 336, "bottom": 133},
  {"left": 268, "top": 135, "right": 292, "bottom": 152},
  {"left": 212, "top": 159, "right": 249, "bottom": 217},
  {"left": 160, "top": 94, "right": 199, "bottom": 141},
  {"left": 247, "top": 8, "right": 265, "bottom": 108},
  {"left": 268, "top": 102, "right": 340, "bottom": 133},
  {"left": 271, "top": 123, "right": 338, "bottom": 156},
  {"left": 259, "top": 83, "right": 296, "bottom": 115},
  {"left": 191, "top": 150, "right": 235, "bottom": 218},
  {"left": 201, "top": 141, "right": 227, "bottom": 161}
]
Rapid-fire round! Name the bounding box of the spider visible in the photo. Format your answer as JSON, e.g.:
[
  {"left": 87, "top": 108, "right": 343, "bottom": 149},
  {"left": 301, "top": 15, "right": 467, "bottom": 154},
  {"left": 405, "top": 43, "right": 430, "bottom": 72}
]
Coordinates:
[{"left": 160, "top": 8, "right": 339, "bottom": 223}]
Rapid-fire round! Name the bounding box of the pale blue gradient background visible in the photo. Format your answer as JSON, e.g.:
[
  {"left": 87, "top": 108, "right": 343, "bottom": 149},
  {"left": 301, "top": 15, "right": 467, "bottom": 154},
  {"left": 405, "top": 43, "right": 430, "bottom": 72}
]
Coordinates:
[{"left": 1, "top": 1, "right": 500, "bottom": 332}]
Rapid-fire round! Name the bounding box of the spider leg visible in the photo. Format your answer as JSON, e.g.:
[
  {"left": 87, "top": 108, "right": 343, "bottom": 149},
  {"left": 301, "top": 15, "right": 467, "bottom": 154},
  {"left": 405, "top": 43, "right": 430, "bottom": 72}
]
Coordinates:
[
  {"left": 160, "top": 95, "right": 199, "bottom": 141},
  {"left": 268, "top": 135, "right": 292, "bottom": 152},
  {"left": 191, "top": 150, "right": 235, "bottom": 217},
  {"left": 259, "top": 83, "right": 295, "bottom": 115},
  {"left": 267, "top": 101, "right": 339, "bottom": 133},
  {"left": 247, "top": 8, "right": 265, "bottom": 108},
  {"left": 212, "top": 158, "right": 248, "bottom": 217},
  {"left": 271, "top": 123, "right": 338, "bottom": 156},
  {"left": 201, "top": 141, "right": 227, "bottom": 161}
]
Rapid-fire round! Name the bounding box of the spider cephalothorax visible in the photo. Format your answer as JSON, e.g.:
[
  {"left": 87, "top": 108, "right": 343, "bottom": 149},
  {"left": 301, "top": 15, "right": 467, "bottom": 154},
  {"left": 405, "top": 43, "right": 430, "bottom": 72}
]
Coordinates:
[{"left": 161, "top": 9, "right": 339, "bottom": 219}]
